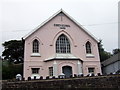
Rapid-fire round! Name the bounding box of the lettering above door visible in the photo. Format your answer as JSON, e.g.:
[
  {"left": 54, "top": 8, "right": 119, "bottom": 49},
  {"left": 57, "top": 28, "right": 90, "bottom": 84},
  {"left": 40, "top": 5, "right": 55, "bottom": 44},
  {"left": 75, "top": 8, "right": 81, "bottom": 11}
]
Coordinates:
[{"left": 54, "top": 24, "right": 70, "bottom": 29}]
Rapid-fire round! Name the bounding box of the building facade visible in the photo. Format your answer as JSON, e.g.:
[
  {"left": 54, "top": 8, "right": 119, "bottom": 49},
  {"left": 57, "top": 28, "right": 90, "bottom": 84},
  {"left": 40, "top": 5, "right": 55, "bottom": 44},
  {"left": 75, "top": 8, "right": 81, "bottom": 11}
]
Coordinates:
[
  {"left": 101, "top": 53, "right": 120, "bottom": 75},
  {"left": 23, "top": 9, "right": 102, "bottom": 80}
]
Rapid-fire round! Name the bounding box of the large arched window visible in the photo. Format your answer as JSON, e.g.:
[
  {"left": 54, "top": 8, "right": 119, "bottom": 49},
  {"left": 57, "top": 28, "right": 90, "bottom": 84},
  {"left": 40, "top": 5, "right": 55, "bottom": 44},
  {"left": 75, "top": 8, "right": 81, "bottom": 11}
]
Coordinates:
[
  {"left": 56, "top": 34, "right": 71, "bottom": 53},
  {"left": 86, "top": 41, "right": 92, "bottom": 54},
  {"left": 33, "top": 39, "right": 39, "bottom": 53}
]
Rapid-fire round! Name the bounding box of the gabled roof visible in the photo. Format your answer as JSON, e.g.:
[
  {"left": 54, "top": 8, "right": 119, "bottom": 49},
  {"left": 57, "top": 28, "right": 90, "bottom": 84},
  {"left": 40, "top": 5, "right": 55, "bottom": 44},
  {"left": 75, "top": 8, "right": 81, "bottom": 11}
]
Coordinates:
[
  {"left": 101, "top": 53, "right": 120, "bottom": 67},
  {"left": 23, "top": 9, "right": 99, "bottom": 42}
]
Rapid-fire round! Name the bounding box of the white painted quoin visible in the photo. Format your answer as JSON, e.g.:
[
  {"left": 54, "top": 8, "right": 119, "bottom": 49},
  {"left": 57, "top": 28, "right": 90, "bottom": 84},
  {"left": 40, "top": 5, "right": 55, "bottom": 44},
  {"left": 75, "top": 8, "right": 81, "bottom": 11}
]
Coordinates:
[{"left": 23, "top": 9, "right": 102, "bottom": 80}]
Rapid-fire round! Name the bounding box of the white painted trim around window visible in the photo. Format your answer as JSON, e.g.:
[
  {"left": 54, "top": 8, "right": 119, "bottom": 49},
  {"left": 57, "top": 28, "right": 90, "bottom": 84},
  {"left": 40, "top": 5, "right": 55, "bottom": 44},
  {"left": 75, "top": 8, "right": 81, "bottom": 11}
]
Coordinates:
[
  {"left": 86, "top": 54, "right": 95, "bottom": 58},
  {"left": 31, "top": 53, "right": 41, "bottom": 57}
]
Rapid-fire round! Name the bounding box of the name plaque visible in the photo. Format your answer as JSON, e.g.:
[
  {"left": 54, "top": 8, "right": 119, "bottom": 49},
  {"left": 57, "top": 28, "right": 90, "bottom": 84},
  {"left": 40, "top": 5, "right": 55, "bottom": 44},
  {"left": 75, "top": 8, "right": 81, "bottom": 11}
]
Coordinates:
[{"left": 54, "top": 24, "right": 70, "bottom": 29}]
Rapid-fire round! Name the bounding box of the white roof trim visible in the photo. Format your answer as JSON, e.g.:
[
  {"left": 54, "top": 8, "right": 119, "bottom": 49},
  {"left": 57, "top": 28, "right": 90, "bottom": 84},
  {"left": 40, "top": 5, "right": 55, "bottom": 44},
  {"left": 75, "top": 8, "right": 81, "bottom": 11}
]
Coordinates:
[
  {"left": 44, "top": 53, "right": 79, "bottom": 61},
  {"left": 23, "top": 9, "right": 62, "bottom": 39},
  {"left": 23, "top": 9, "right": 99, "bottom": 42}
]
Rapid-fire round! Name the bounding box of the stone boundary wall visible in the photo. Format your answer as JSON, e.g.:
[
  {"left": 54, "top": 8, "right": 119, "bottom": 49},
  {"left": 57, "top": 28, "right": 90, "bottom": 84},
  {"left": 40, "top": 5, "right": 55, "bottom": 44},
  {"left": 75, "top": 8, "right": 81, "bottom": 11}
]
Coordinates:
[{"left": 2, "top": 75, "right": 120, "bottom": 89}]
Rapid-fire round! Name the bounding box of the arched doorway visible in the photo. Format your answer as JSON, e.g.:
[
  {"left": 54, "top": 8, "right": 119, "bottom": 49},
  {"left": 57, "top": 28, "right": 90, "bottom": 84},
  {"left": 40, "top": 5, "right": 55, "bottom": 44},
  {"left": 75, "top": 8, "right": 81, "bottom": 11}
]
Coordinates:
[{"left": 62, "top": 66, "right": 72, "bottom": 78}]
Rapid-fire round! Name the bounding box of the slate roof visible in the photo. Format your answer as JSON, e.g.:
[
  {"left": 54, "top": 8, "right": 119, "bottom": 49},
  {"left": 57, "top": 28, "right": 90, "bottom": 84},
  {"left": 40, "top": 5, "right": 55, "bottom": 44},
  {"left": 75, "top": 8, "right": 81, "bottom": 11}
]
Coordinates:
[{"left": 101, "top": 53, "right": 120, "bottom": 67}]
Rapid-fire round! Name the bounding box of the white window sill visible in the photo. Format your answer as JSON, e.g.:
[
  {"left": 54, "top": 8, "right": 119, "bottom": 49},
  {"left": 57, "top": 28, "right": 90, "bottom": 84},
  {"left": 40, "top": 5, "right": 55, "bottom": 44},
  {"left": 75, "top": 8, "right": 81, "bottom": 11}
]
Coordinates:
[
  {"left": 86, "top": 54, "right": 95, "bottom": 58},
  {"left": 31, "top": 53, "right": 41, "bottom": 57},
  {"left": 31, "top": 74, "right": 40, "bottom": 79},
  {"left": 55, "top": 54, "right": 78, "bottom": 59}
]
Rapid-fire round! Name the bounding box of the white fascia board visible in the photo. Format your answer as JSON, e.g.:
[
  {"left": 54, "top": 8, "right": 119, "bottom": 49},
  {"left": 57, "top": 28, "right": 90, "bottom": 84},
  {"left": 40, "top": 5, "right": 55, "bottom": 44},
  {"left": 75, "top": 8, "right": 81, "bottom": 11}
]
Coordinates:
[{"left": 61, "top": 9, "right": 99, "bottom": 42}]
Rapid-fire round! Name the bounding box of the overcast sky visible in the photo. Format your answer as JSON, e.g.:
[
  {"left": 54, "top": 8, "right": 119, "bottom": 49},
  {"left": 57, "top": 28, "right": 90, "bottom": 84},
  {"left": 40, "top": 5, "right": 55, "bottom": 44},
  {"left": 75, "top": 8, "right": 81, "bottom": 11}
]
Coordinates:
[{"left": 0, "top": 0, "right": 119, "bottom": 56}]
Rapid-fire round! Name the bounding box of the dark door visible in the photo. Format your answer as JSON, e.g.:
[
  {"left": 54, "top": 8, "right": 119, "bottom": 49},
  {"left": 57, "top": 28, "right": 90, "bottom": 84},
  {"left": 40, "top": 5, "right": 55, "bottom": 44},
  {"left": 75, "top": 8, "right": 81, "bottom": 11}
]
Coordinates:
[{"left": 62, "top": 66, "right": 72, "bottom": 78}]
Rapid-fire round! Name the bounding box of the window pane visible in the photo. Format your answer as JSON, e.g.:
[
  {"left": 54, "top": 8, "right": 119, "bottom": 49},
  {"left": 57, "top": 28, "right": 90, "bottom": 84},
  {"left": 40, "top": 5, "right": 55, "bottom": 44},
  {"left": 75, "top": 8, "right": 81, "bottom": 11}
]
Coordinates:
[
  {"left": 32, "top": 68, "right": 39, "bottom": 74},
  {"left": 86, "top": 41, "right": 92, "bottom": 54},
  {"left": 49, "top": 67, "right": 53, "bottom": 76},
  {"left": 56, "top": 34, "right": 71, "bottom": 53},
  {"left": 88, "top": 68, "right": 94, "bottom": 74},
  {"left": 33, "top": 39, "right": 39, "bottom": 53}
]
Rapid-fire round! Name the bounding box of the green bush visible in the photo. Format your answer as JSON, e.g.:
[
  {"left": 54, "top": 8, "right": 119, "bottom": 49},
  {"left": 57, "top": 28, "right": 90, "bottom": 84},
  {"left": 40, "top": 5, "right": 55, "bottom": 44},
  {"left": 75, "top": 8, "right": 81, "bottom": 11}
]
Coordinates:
[{"left": 2, "top": 62, "right": 23, "bottom": 80}]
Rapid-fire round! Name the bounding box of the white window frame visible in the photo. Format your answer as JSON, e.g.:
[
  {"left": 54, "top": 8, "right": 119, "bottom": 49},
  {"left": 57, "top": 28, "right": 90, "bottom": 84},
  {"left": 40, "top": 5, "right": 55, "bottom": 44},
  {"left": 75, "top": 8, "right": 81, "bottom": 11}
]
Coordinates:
[
  {"left": 31, "top": 68, "right": 40, "bottom": 74},
  {"left": 49, "top": 67, "right": 53, "bottom": 76},
  {"left": 31, "top": 39, "right": 41, "bottom": 57},
  {"left": 88, "top": 68, "right": 95, "bottom": 74},
  {"left": 86, "top": 41, "right": 92, "bottom": 54},
  {"left": 85, "top": 41, "right": 95, "bottom": 58},
  {"left": 33, "top": 39, "right": 39, "bottom": 53},
  {"left": 56, "top": 34, "right": 71, "bottom": 54}
]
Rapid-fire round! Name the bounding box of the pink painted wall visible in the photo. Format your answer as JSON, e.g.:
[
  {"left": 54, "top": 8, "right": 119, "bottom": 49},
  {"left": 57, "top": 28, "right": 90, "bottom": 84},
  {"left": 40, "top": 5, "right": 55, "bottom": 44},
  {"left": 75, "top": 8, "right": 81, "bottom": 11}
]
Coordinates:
[{"left": 23, "top": 12, "right": 102, "bottom": 80}]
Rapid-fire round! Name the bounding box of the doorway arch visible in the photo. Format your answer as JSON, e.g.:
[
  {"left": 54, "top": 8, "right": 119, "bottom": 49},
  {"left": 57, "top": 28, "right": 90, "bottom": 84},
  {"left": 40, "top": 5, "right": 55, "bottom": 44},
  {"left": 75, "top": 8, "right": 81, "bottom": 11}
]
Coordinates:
[{"left": 62, "top": 66, "right": 72, "bottom": 78}]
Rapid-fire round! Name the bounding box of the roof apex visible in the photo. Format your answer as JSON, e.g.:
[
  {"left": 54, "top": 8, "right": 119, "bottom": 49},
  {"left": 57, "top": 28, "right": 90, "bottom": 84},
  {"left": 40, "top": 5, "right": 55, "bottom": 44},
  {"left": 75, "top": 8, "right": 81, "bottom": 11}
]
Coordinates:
[{"left": 23, "top": 9, "right": 99, "bottom": 42}]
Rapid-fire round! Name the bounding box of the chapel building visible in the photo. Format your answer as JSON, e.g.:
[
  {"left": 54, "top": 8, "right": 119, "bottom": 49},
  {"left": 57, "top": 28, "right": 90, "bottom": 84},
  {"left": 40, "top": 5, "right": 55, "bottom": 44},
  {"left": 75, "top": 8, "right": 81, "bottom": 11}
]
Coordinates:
[{"left": 23, "top": 9, "right": 102, "bottom": 80}]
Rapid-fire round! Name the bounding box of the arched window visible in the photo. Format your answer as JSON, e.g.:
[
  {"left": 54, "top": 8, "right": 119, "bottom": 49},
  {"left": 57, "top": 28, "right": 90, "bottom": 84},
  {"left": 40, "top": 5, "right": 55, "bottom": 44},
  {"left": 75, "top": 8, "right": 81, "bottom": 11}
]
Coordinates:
[
  {"left": 56, "top": 34, "right": 71, "bottom": 53},
  {"left": 33, "top": 39, "right": 39, "bottom": 53},
  {"left": 86, "top": 41, "right": 92, "bottom": 54}
]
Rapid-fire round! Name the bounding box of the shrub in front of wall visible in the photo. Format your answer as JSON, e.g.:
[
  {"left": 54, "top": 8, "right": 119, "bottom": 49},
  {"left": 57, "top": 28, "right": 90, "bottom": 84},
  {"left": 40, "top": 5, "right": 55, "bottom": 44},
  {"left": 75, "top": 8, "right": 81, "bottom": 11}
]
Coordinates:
[
  {"left": 74, "top": 74, "right": 77, "bottom": 78},
  {"left": 40, "top": 76, "right": 43, "bottom": 80},
  {"left": 28, "top": 77, "right": 31, "bottom": 81},
  {"left": 46, "top": 76, "right": 49, "bottom": 79},
  {"left": 52, "top": 76, "right": 55, "bottom": 79}
]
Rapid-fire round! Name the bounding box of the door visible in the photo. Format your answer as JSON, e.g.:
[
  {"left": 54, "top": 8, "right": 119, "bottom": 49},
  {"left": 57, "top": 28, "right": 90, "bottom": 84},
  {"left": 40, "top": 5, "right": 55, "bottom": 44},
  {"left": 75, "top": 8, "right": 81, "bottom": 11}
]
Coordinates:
[{"left": 62, "top": 66, "right": 72, "bottom": 78}]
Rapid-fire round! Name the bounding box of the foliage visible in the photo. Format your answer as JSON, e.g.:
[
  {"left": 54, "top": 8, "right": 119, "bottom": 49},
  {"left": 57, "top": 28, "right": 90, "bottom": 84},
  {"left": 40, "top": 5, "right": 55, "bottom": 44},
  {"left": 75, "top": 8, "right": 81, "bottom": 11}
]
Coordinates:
[
  {"left": 2, "top": 40, "right": 24, "bottom": 80},
  {"left": 2, "top": 61, "right": 23, "bottom": 80},
  {"left": 112, "top": 48, "right": 120, "bottom": 55},
  {"left": 2, "top": 40, "right": 24, "bottom": 63},
  {"left": 0, "top": 59, "right": 2, "bottom": 80},
  {"left": 98, "top": 40, "right": 111, "bottom": 62}
]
